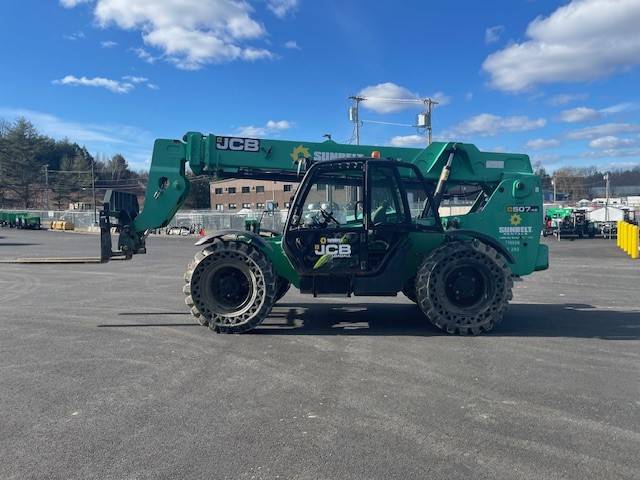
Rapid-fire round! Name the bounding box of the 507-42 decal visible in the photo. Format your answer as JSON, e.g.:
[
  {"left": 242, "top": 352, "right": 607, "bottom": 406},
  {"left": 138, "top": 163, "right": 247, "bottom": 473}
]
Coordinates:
[
  {"left": 215, "top": 136, "right": 260, "bottom": 152},
  {"left": 506, "top": 205, "right": 539, "bottom": 213}
]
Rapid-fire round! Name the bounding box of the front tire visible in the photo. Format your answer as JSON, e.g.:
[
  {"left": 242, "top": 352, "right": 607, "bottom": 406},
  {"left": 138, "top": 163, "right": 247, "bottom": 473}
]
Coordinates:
[
  {"left": 183, "top": 239, "right": 276, "bottom": 333},
  {"left": 274, "top": 277, "right": 291, "bottom": 303},
  {"left": 416, "top": 240, "right": 513, "bottom": 335},
  {"left": 402, "top": 277, "right": 417, "bottom": 303}
]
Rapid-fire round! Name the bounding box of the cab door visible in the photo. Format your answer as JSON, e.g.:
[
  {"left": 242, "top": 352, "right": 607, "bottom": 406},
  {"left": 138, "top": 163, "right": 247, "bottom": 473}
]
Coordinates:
[
  {"left": 283, "top": 161, "right": 367, "bottom": 291},
  {"left": 365, "top": 161, "right": 414, "bottom": 272}
]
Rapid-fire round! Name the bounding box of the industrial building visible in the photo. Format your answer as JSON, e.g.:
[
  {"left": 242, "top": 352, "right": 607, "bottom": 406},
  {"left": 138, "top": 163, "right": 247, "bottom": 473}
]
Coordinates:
[{"left": 209, "top": 179, "right": 298, "bottom": 211}]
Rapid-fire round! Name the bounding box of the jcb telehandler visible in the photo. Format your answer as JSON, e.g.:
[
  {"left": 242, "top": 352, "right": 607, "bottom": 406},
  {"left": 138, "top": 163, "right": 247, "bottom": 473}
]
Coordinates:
[{"left": 99, "top": 133, "right": 548, "bottom": 335}]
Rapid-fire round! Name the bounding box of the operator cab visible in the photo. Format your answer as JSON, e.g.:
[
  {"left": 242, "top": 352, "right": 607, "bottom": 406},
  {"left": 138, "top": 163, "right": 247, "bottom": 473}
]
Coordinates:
[{"left": 282, "top": 158, "right": 441, "bottom": 296}]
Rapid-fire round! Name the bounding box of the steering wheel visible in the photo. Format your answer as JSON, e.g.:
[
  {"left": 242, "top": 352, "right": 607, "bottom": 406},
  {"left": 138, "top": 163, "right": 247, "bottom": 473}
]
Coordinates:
[{"left": 320, "top": 208, "right": 341, "bottom": 225}]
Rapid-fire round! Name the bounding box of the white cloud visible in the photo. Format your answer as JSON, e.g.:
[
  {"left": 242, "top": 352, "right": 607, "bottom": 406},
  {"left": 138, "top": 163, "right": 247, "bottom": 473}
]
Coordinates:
[
  {"left": 588, "top": 136, "right": 635, "bottom": 149},
  {"left": 122, "top": 75, "right": 148, "bottom": 84},
  {"left": 567, "top": 123, "right": 640, "bottom": 139},
  {"left": 52, "top": 75, "right": 158, "bottom": 93},
  {"left": 267, "top": 0, "right": 299, "bottom": 18},
  {"left": 559, "top": 102, "right": 639, "bottom": 123},
  {"left": 482, "top": 0, "right": 640, "bottom": 92},
  {"left": 63, "top": 31, "right": 85, "bottom": 41},
  {"left": 526, "top": 138, "right": 561, "bottom": 150},
  {"left": 559, "top": 107, "right": 601, "bottom": 123},
  {"left": 531, "top": 152, "right": 563, "bottom": 166},
  {"left": 236, "top": 119, "right": 292, "bottom": 138},
  {"left": 65, "top": 0, "right": 276, "bottom": 70},
  {"left": 131, "top": 47, "right": 157, "bottom": 64},
  {"left": 446, "top": 113, "right": 546, "bottom": 137},
  {"left": 465, "top": 92, "right": 473, "bottom": 101},
  {"left": 101, "top": 40, "right": 118, "bottom": 48},
  {"left": 52, "top": 75, "right": 134, "bottom": 94},
  {"left": 359, "top": 83, "right": 418, "bottom": 113},
  {"left": 390, "top": 135, "right": 426, "bottom": 147},
  {"left": 431, "top": 91, "right": 451, "bottom": 106},
  {"left": 580, "top": 147, "right": 640, "bottom": 159},
  {"left": 358, "top": 82, "right": 449, "bottom": 114},
  {"left": 0, "top": 107, "right": 141, "bottom": 144},
  {"left": 485, "top": 25, "right": 504, "bottom": 44},
  {"left": 600, "top": 102, "right": 638, "bottom": 114},
  {"left": 60, "top": 0, "right": 91, "bottom": 7},
  {"left": 546, "top": 93, "right": 589, "bottom": 106},
  {"left": 284, "top": 40, "right": 300, "bottom": 50}
]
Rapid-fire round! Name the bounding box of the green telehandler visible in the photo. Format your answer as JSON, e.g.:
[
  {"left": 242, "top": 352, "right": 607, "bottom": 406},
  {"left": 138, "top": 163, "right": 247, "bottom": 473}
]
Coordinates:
[{"left": 99, "top": 133, "right": 548, "bottom": 335}]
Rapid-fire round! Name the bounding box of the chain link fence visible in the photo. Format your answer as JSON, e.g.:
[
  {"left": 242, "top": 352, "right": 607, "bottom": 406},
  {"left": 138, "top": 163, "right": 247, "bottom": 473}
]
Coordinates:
[
  {"left": 1, "top": 208, "right": 289, "bottom": 233},
  {"left": 4, "top": 205, "right": 470, "bottom": 234}
]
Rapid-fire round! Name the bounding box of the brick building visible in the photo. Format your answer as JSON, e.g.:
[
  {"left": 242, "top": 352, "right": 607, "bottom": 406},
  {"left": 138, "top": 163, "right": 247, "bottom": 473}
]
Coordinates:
[{"left": 209, "top": 179, "right": 298, "bottom": 212}]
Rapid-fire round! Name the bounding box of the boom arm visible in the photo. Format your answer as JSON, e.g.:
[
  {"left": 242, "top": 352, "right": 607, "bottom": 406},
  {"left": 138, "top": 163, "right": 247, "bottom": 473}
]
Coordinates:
[{"left": 132, "top": 132, "right": 535, "bottom": 237}]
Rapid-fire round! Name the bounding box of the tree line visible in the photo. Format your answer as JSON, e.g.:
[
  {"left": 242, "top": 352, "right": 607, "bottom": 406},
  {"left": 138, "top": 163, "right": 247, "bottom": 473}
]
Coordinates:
[
  {"left": 0, "top": 117, "right": 211, "bottom": 210},
  {"left": 0, "top": 118, "right": 147, "bottom": 209},
  {"left": 535, "top": 164, "right": 640, "bottom": 201}
]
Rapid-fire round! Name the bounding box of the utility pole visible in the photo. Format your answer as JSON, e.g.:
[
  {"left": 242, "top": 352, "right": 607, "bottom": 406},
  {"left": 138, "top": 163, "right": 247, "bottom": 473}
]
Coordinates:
[
  {"left": 348, "top": 95, "right": 364, "bottom": 145},
  {"left": 91, "top": 160, "right": 97, "bottom": 224},
  {"left": 604, "top": 172, "right": 610, "bottom": 228},
  {"left": 418, "top": 98, "right": 439, "bottom": 145},
  {"left": 43, "top": 165, "right": 49, "bottom": 210},
  {"left": 552, "top": 177, "right": 556, "bottom": 203}
]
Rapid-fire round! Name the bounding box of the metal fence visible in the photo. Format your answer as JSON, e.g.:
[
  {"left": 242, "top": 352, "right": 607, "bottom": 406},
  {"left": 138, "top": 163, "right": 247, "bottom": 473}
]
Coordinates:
[
  {"left": 0, "top": 208, "right": 289, "bottom": 232},
  {"left": 4, "top": 205, "right": 471, "bottom": 233}
]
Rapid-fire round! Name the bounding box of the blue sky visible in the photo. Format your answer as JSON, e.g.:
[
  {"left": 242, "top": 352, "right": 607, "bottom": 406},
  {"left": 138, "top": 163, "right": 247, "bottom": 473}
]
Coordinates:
[{"left": 0, "top": 0, "right": 639, "bottom": 171}]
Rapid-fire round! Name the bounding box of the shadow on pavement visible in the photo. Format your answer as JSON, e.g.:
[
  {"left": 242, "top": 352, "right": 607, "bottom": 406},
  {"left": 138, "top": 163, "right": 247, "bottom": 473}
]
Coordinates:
[
  {"left": 98, "top": 323, "right": 199, "bottom": 327},
  {"left": 0, "top": 242, "right": 40, "bottom": 246},
  {"left": 252, "top": 302, "right": 640, "bottom": 339},
  {"left": 118, "top": 312, "right": 191, "bottom": 316},
  {"left": 104, "top": 303, "right": 639, "bottom": 339}
]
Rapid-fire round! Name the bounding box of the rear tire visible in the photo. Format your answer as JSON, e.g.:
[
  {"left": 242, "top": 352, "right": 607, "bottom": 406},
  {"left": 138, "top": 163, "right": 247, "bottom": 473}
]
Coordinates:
[
  {"left": 183, "top": 239, "right": 276, "bottom": 333},
  {"left": 416, "top": 240, "right": 513, "bottom": 335}
]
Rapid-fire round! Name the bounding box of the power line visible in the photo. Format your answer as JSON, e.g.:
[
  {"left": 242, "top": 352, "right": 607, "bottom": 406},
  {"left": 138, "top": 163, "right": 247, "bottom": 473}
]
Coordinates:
[{"left": 361, "top": 119, "right": 415, "bottom": 127}]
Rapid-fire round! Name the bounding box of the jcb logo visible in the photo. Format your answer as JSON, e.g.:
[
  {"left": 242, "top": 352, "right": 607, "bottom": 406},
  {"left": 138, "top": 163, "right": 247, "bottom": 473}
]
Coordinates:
[
  {"left": 314, "top": 244, "right": 351, "bottom": 257},
  {"left": 215, "top": 136, "right": 260, "bottom": 152}
]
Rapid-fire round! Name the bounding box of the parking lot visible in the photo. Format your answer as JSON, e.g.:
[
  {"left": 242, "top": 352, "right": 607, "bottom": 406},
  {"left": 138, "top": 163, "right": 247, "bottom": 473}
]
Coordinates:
[{"left": 1, "top": 229, "right": 639, "bottom": 480}]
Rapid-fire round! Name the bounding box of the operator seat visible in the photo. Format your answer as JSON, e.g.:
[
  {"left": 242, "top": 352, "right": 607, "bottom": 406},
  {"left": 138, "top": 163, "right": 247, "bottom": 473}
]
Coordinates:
[{"left": 371, "top": 202, "right": 388, "bottom": 224}]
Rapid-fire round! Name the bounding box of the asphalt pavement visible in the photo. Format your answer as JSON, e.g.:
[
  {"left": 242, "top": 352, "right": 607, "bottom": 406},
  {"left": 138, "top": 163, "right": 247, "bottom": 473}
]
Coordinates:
[{"left": 1, "top": 229, "right": 639, "bottom": 480}]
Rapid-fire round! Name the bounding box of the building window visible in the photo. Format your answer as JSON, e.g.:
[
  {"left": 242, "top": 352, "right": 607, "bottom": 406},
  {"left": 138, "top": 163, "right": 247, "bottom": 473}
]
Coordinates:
[
  {"left": 228, "top": 187, "right": 236, "bottom": 194},
  {"left": 241, "top": 186, "right": 250, "bottom": 193},
  {"left": 228, "top": 203, "right": 237, "bottom": 210},
  {"left": 256, "top": 203, "right": 265, "bottom": 209},
  {"left": 214, "top": 188, "right": 223, "bottom": 194},
  {"left": 255, "top": 185, "right": 265, "bottom": 193},
  {"left": 215, "top": 204, "right": 223, "bottom": 211},
  {"left": 283, "top": 184, "right": 292, "bottom": 192},
  {"left": 242, "top": 203, "right": 251, "bottom": 208}
]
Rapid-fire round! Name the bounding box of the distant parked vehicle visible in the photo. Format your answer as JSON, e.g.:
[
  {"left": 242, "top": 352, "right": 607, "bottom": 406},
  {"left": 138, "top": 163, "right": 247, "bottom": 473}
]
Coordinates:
[{"left": 166, "top": 226, "right": 191, "bottom": 236}]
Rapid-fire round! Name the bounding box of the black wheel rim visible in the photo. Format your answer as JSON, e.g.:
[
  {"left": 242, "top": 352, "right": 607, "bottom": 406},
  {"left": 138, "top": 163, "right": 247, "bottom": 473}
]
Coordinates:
[
  {"left": 444, "top": 264, "right": 489, "bottom": 309},
  {"left": 210, "top": 266, "right": 252, "bottom": 311}
]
